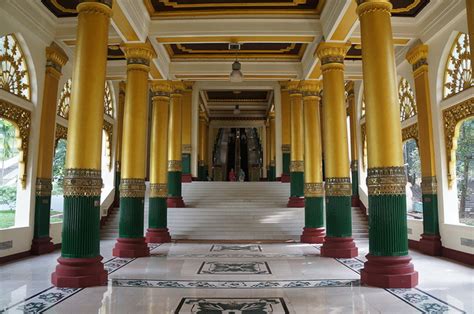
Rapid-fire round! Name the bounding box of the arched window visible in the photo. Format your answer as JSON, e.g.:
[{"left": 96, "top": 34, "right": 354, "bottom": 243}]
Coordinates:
[
  {"left": 0, "top": 34, "right": 31, "bottom": 100},
  {"left": 398, "top": 77, "right": 417, "bottom": 122},
  {"left": 444, "top": 33, "right": 473, "bottom": 99},
  {"left": 456, "top": 118, "right": 474, "bottom": 226},
  {"left": 57, "top": 79, "right": 72, "bottom": 119},
  {"left": 403, "top": 139, "right": 422, "bottom": 219},
  {"left": 57, "top": 79, "right": 114, "bottom": 119}
]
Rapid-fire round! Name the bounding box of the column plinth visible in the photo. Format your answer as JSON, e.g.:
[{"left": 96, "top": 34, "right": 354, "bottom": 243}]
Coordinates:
[
  {"left": 358, "top": 0, "right": 418, "bottom": 288},
  {"left": 51, "top": 1, "right": 112, "bottom": 287}
]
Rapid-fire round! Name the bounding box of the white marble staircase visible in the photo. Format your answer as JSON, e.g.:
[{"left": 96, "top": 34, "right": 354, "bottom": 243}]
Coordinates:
[{"left": 100, "top": 182, "right": 369, "bottom": 241}]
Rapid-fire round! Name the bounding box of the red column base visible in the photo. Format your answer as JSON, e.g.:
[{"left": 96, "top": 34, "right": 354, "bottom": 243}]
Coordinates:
[
  {"left": 167, "top": 196, "right": 186, "bottom": 208},
  {"left": 321, "top": 237, "right": 358, "bottom": 258},
  {"left": 145, "top": 228, "right": 171, "bottom": 243},
  {"left": 182, "top": 174, "right": 193, "bottom": 183},
  {"left": 281, "top": 174, "right": 290, "bottom": 183},
  {"left": 51, "top": 256, "right": 107, "bottom": 288},
  {"left": 112, "top": 237, "right": 150, "bottom": 258},
  {"left": 419, "top": 234, "right": 442, "bottom": 256},
  {"left": 300, "top": 227, "right": 325, "bottom": 243},
  {"left": 361, "top": 254, "right": 418, "bottom": 288},
  {"left": 287, "top": 197, "right": 304, "bottom": 208},
  {"left": 351, "top": 195, "right": 360, "bottom": 207},
  {"left": 30, "top": 237, "right": 55, "bottom": 255}
]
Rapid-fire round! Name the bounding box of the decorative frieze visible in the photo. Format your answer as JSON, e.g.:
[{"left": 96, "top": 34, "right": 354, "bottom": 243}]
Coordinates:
[
  {"left": 63, "top": 168, "right": 102, "bottom": 197},
  {"left": 421, "top": 176, "right": 438, "bottom": 195},
  {"left": 366, "top": 166, "right": 406, "bottom": 196},
  {"left": 402, "top": 123, "right": 419, "bottom": 142},
  {"left": 35, "top": 178, "right": 53, "bottom": 197},
  {"left": 304, "top": 183, "right": 324, "bottom": 197},
  {"left": 168, "top": 160, "right": 182, "bottom": 172},
  {"left": 351, "top": 160, "right": 359, "bottom": 172},
  {"left": 290, "top": 160, "right": 304, "bottom": 172},
  {"left": 281, "top": 144, "right": 291, "bottom": 153},
  {"left": 182, "top": 144, "right": 192, "bottom": 154},
  {"left": 120, "top": 178, "right": 146, "bottom": 198},
  {"left": 325, "top": 177, "right": 351, "bottom": 197},
  {"left": 150, "top": 183, "right": 168, "bottom": 198}
]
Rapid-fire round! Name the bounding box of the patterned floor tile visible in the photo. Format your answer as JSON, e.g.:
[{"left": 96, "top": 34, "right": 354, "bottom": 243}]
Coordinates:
[
  {"left": 210, "top": 244, "right": 263, "bottom": 252},
  {"left": 174, "top": 297, "right": 290, "bottom": 313},
  {"left": 197, "top": 261, "right": 272, "bottom": 275}
]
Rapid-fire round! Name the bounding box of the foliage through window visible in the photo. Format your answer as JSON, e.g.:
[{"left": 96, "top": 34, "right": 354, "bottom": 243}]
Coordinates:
[
  {"left": 403, "top": 139, "right": 422, "bottom": 219},
  {"left": 57, "top": 80, "right": 114, "bottom": 119},
  {"left": 51, "top": 138, "right": 67, "bottom": 223},
  {"left": 456, "top": 118, "right": 474, "bottom": 226},
  {"left": 398, "top": 77, "right": 417, "bottom": 121},
  {"left": 444, "top": 33, "right": 473, "bottom": 99},
  {"left": 0, "top": 118, "right": 19, "bottom": 228},
  {"left": 0, "top": 34, "right": 31, "bottom": 100}
]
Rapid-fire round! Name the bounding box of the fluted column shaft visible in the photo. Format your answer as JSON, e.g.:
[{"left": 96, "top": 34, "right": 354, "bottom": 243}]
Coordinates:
[
  {"left": 113, "top": 42, "right": 155, "bottom": 258},
  {"left": 346, "top": 82, "right": 360, "bottom": 206},
  {"left": 269, "top": 113, "right": 276, "bottom": 181},
  {"left": 198, "top": 113, "right": 208, "bottom": 180},
  {"left": 317, "top": 42, "right": 358, "bottom": 258},
  {"left": 32, "top": 43, "right": 68, "bottom": 255},
  {"left": 51, "top": 0, "right": 112, "bottom": 288},
  {"left": 357, "top": 0, "right": 418, "bottom": 288},
  {"left": 406, "top": 44, "right": 441, "bottom": 255},
  {"left": 114, "top": 81, "right": 125, "bottom": 205},
  {"left": 280, "top": 82, "right": 291, "bottom": 181},
  {"left": 146, "top": 80, "right": 172, "bottom": 243}
]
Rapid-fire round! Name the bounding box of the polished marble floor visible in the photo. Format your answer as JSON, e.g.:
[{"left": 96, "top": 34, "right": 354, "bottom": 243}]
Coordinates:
[{"left": 1, "top": 240, "right": 472, "bottom": 313}]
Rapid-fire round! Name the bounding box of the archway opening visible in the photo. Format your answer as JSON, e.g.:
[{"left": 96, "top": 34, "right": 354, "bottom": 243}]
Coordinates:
[{"left": 456, "top": 118, "right": 474, "bottom": 226}]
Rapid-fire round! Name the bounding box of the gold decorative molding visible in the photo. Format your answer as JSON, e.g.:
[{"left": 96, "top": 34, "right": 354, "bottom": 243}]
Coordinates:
[
  {"left": 150, "top": 80, "right": 172, "bottom": 98},
  {"left": 316, "top": 42, "right": 351, "bottom": 66},
  {"left": 325, "top": 177, "right": 351, "bottom": 197},
  {"left": 351, "top": 160, "right": 359, "bottom": 172},
  {"left": 442, "top": 97, "right": 474, "bottom": 188},
  {"left": 287, "top": 80, "right": 302, "bottom": 95},
  {"left": 77, "top": 1, "right": 113, "bottom": 18},
  {"left": 35, "top": 178, "right": 53, "bottom": 197},
  {"left": 182, "top": 144, "right": 192, "bottom": 154},
  {"left": 421, "top": 176, "right": 438, "bottom": 195},
  {"left": 63, "top": 168, "right": 102, "bottom": 197},
  {"left": 45, "top": 42, "right": 68, "bottom": 77},
  {"left": 150, "top": 183, "right": 168, "bottom": 198},
  {"left": 103, "top": 120, "right": 113, "bottom": 171},
  {"left": 290, "top": 160, "right": 304, "bottom": 172},
  {"left": 304, "top": 182, "right": 324, "bottom": 197},
  {"left": 402, "top": 123, "right": 419, "bottom": 143},
  {"left": 122, "top": 42, "right": 156, "bottom": 69},
  {"left": 0, "top": 100, "right": 31, "bottom": 188},
  {"left": 406, "top": 44, "right": 429, "bottom": 74},
  {"left": 120, "top": 178, "right": 146, "bottom": 198},
  {"left": 168, "top": 160, "right": 182, "bottom": 172},
  {"left": 366, "top": 166, "right": 406, "bottom": 196},
  {"left": 281, "top": 144, "right": 291, "bottom": 153},
  {"left": 300, "top": 80, "right": 322, "bottom": 97}
]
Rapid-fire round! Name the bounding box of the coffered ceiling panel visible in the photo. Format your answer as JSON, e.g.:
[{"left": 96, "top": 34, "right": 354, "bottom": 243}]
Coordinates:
[
  {"left": 145, "top": 0, "right": 325, "bottom": 18},
  {"left": 166, "top": 43, "right": 306, "bottom": 61},
  {"left": 41, "top": 0, "right": 79, "bottom": 17},
  {"left": 391, "top": 0, "right": 430, "bottom": 17},
  {"left": 203, "top": 90, "right": 272, "bottom": 118}
]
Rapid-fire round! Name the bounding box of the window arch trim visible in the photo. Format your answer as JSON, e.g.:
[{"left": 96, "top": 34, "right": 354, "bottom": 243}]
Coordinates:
[{"left": 443, "top": 32, "right": 473, "bottom": 99}]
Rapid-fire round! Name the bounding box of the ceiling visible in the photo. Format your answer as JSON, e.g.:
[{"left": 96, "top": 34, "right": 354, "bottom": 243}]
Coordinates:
[{"left": 201, "top": 90, "right": 273, "bottom": 119}]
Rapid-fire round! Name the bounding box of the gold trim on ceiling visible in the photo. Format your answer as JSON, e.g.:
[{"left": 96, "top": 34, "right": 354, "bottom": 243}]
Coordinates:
[
  {"left": 50, "top": 0, "right": 77, "bottom": 14},
  {"left": 159, "top": 0, "right": 312, "bottom": 8},
  {"left": 391, "top": 0, "right": 422, "bottom": 13},
  {"left": 174, "top": 43, "right": 298, "bottom": 55},
  {"left": 156, "top": 36, "right": 315, "bottom": 44}
]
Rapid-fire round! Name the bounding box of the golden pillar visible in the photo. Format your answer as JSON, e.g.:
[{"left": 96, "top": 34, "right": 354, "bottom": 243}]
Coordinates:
[
  {"left": 198, "top": 111, "right": 208, "bottom": 180},
  {"left": 317, "top": 42, "right": 358, "bottom": 258},
  {"left": 269, "top": 112, "right": 276, "bottom": 180},
  {"left": 167, "top": 81, "right": 186, "bottom": 207},
  {"left": 32, "top": 42, "right": 68, "bottom": 255},
  {"left": 357, "top": 0, "right": 418, "bottom": 288},
  {"left": 300, "top": 80, "right": 325, "bottom": 243},
  {"left": 265, "top": 120, "right": 271, "bottom": 179},
  {"left": 181, "top": 82, "right": 193, "bottom": 182},
  {"left": 146, "top": 80, "right": 172, "bottom": 243},
  {"left": 280, "top": 82, "right": 291, "bottom": 182},
  {"left": 406, "top": 44, "right": 442, "bottom": 255},
  {"left": 287, "top": 81, "right": 305, "bottom": 207},
  {"left": 113, "top": 81, "right": 126, "bottom": 205},
  {"left": 52, "top": 0, "right": 112, "bottom": 288},
  {"left": 113, "top": 42, "right": 155, "bottom": 258},
  {"left": 346, "top": 81, "right": 360, "bottom": 207}
]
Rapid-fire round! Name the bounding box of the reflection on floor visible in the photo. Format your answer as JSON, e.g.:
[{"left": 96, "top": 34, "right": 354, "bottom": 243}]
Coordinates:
[{"left": 1, "top": 240, "right": 472, "bottom": 313}]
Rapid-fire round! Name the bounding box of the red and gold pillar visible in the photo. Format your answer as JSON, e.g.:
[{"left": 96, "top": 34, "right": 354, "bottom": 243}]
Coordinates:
[
  {"left": 51, "top": 0, "right": 112, "bottom": 288},
  {"left": 357, "top": 0, "right": 418, "bottom": 288}
]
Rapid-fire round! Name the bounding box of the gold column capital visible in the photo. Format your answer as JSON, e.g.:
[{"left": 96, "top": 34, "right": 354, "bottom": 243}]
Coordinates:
[
  {"left": 316, "top": 42, "right": 351, "bottom": 66},
  {"left": 288, "top": 80, "right": 302, "bottom": 95},
  {"left": 45, "top": 42, "right": 68, "bottom": 76},
  {"left": 183, "top": 81, "right": 194, "bottom": 91},
  {"left": 77, "top": 1, "right": 113, "bottom": 17},
  {"left": 279, "top": 81, "right": 290, "bottom": 91},
  {"left": 301, "top": 80, "right": 322, "bottom": 98},
  {"left": 406, "top": 44, "right": 429, "bottom": 73},
  {"left": 150, "top": 80, "right": 173, "bottom": 97},
  {"left": 171, "top": 80, "right": 186, "bottom": 94},
  {"left": 356, "top": 0, "right": 392, "bottom": 16},
  {"left": 122, "top": 42, "right": 156, "bottom": 70}
]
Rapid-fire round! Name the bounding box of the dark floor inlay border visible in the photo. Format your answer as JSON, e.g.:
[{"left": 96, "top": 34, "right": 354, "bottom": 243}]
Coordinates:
[
  {"left": 174, "top": 297, "right": 290, "bottom": 314},
  {"left": 112, "top": 278, "right": 360, "bottom": 289},
  {"left": 197, "top": 261, "right": 272, "bottom": 275}
]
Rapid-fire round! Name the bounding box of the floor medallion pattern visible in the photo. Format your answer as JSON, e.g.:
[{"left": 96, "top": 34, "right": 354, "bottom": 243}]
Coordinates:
[
  {"left": 112, "top": 278, "right": 360, "bottom": 289},
  {"left": 174, "top": 297, "right": 290, "bottom": 314},
  {"left": 197, "top": 261, "right": 272, "bottom": 275},
  {"left": 1, "top": 244, "right": 161, "bottom": 314},
  {"left": 210, "top": 244, "right": 262, "bottom": 252},
  {"left": 152, "top": 253, "right": 311, "bottom": 259}
]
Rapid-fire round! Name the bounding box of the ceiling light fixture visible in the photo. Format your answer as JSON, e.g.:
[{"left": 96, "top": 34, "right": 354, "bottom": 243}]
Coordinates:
[{"left": 229, "top": 43, "right": 244, "bottom": 83}]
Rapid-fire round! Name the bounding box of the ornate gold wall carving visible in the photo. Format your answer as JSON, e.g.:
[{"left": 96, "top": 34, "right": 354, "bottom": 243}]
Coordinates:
[
  {"left": 0, "top": 100, "right": 31, "bottom": 188},
  {"left": 442, "top": 97, "right": 474, "bottom": 188},
  {"left": 402, "top": 122, "right": 419, "bottom": 143}
]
